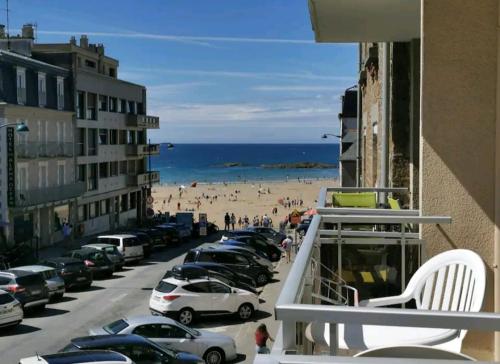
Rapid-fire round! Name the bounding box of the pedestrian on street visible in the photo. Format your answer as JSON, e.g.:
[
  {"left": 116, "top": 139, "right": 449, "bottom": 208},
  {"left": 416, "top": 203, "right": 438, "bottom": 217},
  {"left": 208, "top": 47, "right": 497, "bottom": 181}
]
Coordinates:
[
  {"left": 282, "top": 235, "right": 293, "bottom": 263},
  {"left": 255, "top": 324, "right": 274, "bottom": 354},
  {"left": 230, "top": 213, "right": 236, "bottom": 230},
  {"left": 224, "top": 212, "right": 231, "bottom": 231}
]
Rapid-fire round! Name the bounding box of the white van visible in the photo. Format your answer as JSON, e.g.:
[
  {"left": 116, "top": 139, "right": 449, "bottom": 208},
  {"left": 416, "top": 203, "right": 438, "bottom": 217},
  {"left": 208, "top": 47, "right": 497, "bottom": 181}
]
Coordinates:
[{"left": 96, "top": 234, "right": 144, "bottom": 263}]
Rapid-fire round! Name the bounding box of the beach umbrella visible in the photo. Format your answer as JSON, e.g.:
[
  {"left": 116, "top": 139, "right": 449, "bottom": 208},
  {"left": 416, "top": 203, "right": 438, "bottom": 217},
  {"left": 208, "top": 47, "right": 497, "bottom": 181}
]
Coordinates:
[
  {"left": 304, "top": 208, "right": 318, "bottom": 216},
  {"left": 180, "top": 185, "right": 186, "bottom": 189}
]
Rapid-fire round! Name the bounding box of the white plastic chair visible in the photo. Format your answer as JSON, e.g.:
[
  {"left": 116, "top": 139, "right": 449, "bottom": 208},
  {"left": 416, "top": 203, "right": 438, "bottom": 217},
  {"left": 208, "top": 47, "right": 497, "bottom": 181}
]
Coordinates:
[
  {"left": 354, "top": 345, "right": 476, "bottom": 360},
  {"left": 305, "top": 249, "right": 486, "bottom": 352}
]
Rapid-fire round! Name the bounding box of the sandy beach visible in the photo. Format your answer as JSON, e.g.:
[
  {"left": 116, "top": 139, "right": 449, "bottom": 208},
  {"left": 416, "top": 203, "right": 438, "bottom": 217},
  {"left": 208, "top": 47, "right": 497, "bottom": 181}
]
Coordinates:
[{"left": 151, "top": 179, "right": 337, "bottom": 226}]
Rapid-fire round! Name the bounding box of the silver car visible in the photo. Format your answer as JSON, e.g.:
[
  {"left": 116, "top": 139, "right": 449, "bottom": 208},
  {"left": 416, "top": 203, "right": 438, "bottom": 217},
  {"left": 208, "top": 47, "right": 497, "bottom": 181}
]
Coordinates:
[
  {"left": 15, "top": 265, "right": 65, "bottom": 300},
  {"left": 82, "top": 243, "right": 125, "bottom": 270},
  {"left": 89, "top": 315, "right": 237, "bottom": 364},
  {"left": 0, "top": 289, "right": 23, "bottom": 328}
]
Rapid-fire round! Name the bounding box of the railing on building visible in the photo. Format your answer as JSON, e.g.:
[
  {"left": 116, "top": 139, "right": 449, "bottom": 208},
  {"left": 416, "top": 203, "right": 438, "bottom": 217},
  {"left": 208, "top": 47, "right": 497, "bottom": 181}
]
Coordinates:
[
  {"left": 126, "top": 114, "right": 160, "bottom": 129},
  {"left": 127, "top": 171, "right": 160, "bottom": 186},
  {"left": 17, "top": 142, "right": 74, "bottom": 159},
  {"left": 126, "top": 143, "right": 160, "bottom": 156},
  {"left": 251, "top": 187, "right": 500, "bottom": 364},
  {"left": 15, "top": 182, "right": 85, "bottom": 208}
]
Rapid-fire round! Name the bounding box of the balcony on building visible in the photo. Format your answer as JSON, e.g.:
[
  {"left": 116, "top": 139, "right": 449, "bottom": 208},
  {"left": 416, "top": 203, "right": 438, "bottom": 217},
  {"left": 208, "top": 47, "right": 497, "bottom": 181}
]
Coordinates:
[
  {"left": 127, "top": 171, "right": 160, "bottom": 187},
  {"left": 126, "top": 143, "right": 160, "bottom": 157},
  {"left": 17, "top": 142, "right": 74, "bottom": 159},
  {"left": 15, "top": 182, "right": 85, "bottom": 208},
  {"left": 126, "top": 114, "right": 160, "bottom": 129}
]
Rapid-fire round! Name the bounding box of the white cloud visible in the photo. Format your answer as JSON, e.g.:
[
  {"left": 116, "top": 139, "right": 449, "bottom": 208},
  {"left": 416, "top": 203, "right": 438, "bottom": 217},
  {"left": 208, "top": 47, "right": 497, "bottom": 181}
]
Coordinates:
[
  {"left": 147, "top": 82, "right": 212, "bottom": 97},
  {"left": 252, "top": 85, "right": 346, "bottom": 92}
]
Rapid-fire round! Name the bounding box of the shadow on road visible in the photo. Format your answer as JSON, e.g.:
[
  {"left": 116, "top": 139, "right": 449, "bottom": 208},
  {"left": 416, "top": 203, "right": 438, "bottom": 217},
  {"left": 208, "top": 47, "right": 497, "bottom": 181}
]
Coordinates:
[
  {"left": 0, "top": 324, "right": 41, "bottom": 336},
  {"left": 25, "top": 307, "right": 69, "bottom": 318},
  {"left": 83, "top": 285, "right": 105, "bottom": 292},
  {"left": 50, "top": 295, "right": 77, "bottom": 304},
  {"left": 95, "top": 274, "right": 125, "bottom": 281}
]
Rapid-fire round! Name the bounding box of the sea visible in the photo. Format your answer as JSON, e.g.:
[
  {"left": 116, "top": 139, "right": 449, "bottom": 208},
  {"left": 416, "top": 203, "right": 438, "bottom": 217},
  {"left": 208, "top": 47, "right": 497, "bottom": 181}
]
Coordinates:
[{"left": 151, "top": 143, "right": 339, "bottom": 184}]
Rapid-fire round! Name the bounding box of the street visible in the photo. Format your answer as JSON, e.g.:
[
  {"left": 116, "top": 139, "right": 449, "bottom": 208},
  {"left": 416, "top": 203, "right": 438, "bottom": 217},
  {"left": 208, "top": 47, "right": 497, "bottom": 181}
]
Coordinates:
[{"left": 0, "top": 237, "right": 289, "bottom": 364}]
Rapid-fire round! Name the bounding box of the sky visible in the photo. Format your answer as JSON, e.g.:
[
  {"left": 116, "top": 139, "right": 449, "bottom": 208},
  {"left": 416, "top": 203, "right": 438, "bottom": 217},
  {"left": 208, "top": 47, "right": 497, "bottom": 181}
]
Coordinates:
[{"left": 15, "top": 0, "right": 357, "bottom": 143}]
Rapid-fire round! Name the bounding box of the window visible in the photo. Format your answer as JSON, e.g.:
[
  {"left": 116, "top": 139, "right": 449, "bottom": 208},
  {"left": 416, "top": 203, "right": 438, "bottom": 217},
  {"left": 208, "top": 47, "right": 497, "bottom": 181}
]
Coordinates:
[
  {"left": 121, "top": 193, "right": 128, "bottom": 212},
  {"left": 120, "top": 161, "right": 127, "bottom": 175},
  {"left": 119, "top": 130, "right": 127, "bottom": 144},
  {"left": 128, "top": 100, "right": 136, "bottom": 114},
  {"left": 76, "top": 128, "right": 85, "bottom": 156},
  {"left": 57, "top": 77, "right": 64, "bottom": 110},
  {"left": 183, "top": 282, "right": 210, "bottom": 293},
  {"left": 38, "top": 163, "right": 48, "bottom": 188},
  {"left": 133, "top": 325, "right": 158, "bottom": 338},
  {"left": 100, "top": 199, "right": 110, "bottom": 215},
  {"left": 89, "top": 202, "right": 96, "bottom": 219},
  {"left": 98, "top": 95, "right": 108, "bottom": 111},
  {"left": 58, "top": 163, "right": 65, "bottom": 185},
  {"left": 137, "top": 102, "right": 144, "bottom": 115},
  {"left": 120, "top": 99, "right": 127, "bottom": 113},
  {"left": 88, "top": 129, "right": 97, "bottom": 155},
  {"left": 233, "top": 254, "right": 250, "bottom": 265},
  {"left": 88, "top": 163, "right": 97, "bottom": 191},
  {"left": 77, "top": 91, "right": 85, "bottom": 119},
  {"left": 109, "top": 97, "right": 117, "bottom": 112},
  {"left": 85, "top": 59, "right": 96, "bottom": 68},
  {"left": 109, "top": 67, "right": 116, "bottom": 77},
  {"left": 103, "top": 319, "right": 129, "bottom": 334},
  {"left": 110, "top": 161, "right": 118, "bottom": 177},
  {"left": 109, "top": 129, "right": 118, "bottom": 145},
  {"left": 130, "top": 191, "right": 137, "bottom": 209},
  {"left": 16, "top": 67, "right": 26, "bottom": 105},
  {"left": 77, "top": 165, "right": 86, "bottom": 182},
  {"left": 158, "top": 324, "right": 188, "bottom": 339},
  {"left": 127, "top": 130, "right": 136, "bottom": 144},
  {"left": 87, "top": 93, "right": 97, "bottom": 120},
  {"left": 38, "top": 72, "right": 46, "bottom": 107},
  {"left": 209, "top": 282, "right": 231, "bottom": 294},
  {"left": 99, "top": 129, "right": 108, "bottom": 145},
  {"left": 99, "top": 162, "right": 108, "bottom": 178},
  {"left": 78, "top": 205, "right": 87, "bottom": 221}
]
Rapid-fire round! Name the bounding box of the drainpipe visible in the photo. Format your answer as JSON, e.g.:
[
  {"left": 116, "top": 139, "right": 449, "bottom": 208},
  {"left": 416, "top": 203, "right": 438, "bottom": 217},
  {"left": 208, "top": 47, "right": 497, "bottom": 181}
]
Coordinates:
[
  {"left": 494, "top": 6, "right": 500, "bottom": 358},
  {"left": 356, "top": 43, "right": 362, "bottom": 187},
  {"left": 380, "top": 42, "right": 390, "bottom": 204}
]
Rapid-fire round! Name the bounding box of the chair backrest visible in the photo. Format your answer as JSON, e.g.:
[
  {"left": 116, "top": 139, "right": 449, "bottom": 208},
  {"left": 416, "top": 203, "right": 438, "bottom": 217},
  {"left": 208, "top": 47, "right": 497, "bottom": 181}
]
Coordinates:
[
  {"left": 404, "top": 249, "right": 486, "bottom": 339},
  {"left": 388, "top": 197, "right": 401, "bottom": 210},
  {"left": 332, "top": 192, "right": 377, "bottom": 208}
]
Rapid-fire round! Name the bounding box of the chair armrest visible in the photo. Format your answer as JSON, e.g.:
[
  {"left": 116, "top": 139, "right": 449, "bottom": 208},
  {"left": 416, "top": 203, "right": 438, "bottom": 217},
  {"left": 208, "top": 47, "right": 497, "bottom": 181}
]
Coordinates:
[{"left": 359, "top": 294, "right": 408, "bottom": 307}]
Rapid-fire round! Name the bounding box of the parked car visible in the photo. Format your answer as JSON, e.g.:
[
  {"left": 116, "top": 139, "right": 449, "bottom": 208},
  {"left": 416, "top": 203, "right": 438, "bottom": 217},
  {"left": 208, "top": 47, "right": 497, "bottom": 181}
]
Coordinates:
[
  {"left": 0, "top": 270, "right": 49, "bottom": 311},
  {"left": 19, "top": 350, "right": 134, "bottom": 364},
  {"left": 244, "top": 226, "right": 286, "bottom": 245},
  {"left": 81, "top": 243, "right": 125, "bottom": 271},
  {"left": 157, "top": 223, "right": 191, "bottom": 242},
  {"left": 15, "top": 265, "right": 65, "bottom": 301},
  {"left": 217, "top": 240, "right": 270, "bottom": 260},
  {"left": 191, "top": 222, "right": 219, "bottom": 237},
  {"left": 40, "top": 257, "right": 93, "bottom": 290},
  {"left": 118, "top": 231, "right": 152, "bottom": 258},
  {"left": 96, "top": 235, "right": 144, "bottom": 263},
  {"left": 154, "top": 224, "right": 180, "bottom": 244},
  {"left": 164, "top": 264, "right": 258, "bottom": 294},
  {"left": 89, "top": 315, "right": 237, "bottom": 364},
  {"left": 135, "top": 227, "right": 169, "bottom": 248},
  {"left": 184, "top": 247, "right": 273, "bottom": 286},
  {"left": 63, "top": 249, "right": 114, "bottom": 278},
  {"left": 224, "top": 230, "right": 273, "bottom": 244},
  {"left": 185, "top": 262, "right": 256, "bottom": 287},
  {"left": 60, "top": 334, "right": 204, "bottom": 364},
  {"left": 221, "top": 235, "right": 283, "bottom": 262},
  {"left": 0, "top": 289, "right": 23, "bottom": 328},
  {"left": 149, "top": 276, "right": 259, "bottom": 325},
  {"left": 209, "top": 244, "right": 274, "bottom": 273}
]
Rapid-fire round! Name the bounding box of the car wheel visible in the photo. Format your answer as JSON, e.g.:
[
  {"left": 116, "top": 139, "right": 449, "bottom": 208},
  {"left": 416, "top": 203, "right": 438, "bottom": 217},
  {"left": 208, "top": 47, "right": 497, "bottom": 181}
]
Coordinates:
[
  {"left": 256, "top": 273, "right": 268, "bottom": 286},
  {"left": 237, "top": 303, "right": 254, "bottom": 321},
  {"left": 178, "top": 308, "right": 194, "bottom": 325},
  {"left": 204, "top": 348, "right": 224, "bottom": 364}
]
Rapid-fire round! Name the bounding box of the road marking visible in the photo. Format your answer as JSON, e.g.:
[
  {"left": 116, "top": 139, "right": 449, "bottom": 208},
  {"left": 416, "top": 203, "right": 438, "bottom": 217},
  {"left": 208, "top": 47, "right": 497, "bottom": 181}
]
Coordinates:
[{"left": 110, "top": 293, "right": 128, "bottom": 302}]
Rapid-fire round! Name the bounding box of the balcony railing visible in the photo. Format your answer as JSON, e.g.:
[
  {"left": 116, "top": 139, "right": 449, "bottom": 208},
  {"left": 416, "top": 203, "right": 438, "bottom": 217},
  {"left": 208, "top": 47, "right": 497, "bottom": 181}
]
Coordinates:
[
  {"left": 15, "top": 182, "right": 85, "bottom": 208},
  {"left": 126, "top": 143, "right": 160, "bottom": 156},
  {"left": 127, "top": 171, "right": 160, "bottom": 186},
  {"left": 126, "top": 114, "right": 160, "bottom": 129},
  {"left": 17, "top": 142, "right": 74, "bottom": 159}
]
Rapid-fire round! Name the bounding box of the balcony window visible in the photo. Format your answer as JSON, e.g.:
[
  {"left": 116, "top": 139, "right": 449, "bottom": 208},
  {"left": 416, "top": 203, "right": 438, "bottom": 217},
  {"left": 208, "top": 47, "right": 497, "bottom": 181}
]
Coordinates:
[
  {"left": 121, "top": 193, "right": 129, "bottom": 212},
  {"left": 16, "top": 67, "right": 26, "bottom": 105},
  {"left": 76, "top": 128, "right": 85, "bottom": 156},
  {"left": 120, "top": 161, "right": 127, "bottom": 175},
  {"left": 88, "top": 129, "right": 97, "bottom": 155},
  {"left": 100, "top": 199, "right": 110, "bottom": 215},
  {"left": 38, "top": 72, "right": 46, "bottom": 107},
  {"left": 127, "top": 100, "right": 136, "bottom": 114},
  {"left": 119, "top": 99, "right": 127, "bottom": 114},
  {"left": 127, "top": 130, "right": 136, "bottom": 145},
  {"left": 108, "top": 67, "right": 116, "bottom": 77},
  {"left": 137, "top": 102, "right": 144, "bottom": 115},
  {"left": 86, "top": 93, "right": 97, "bottom": 120},
  {"left": 98, "top": 95, "right": 108, "bottom": 111},
  {"left": 85, "top": 59, "right": 96, "bottom": 69},
  {"left": 78, "top": 205, "right": 87, "bottom": 221},
  {"left": 57, "top": 163, "right": 65, "bottom": 186},
  {"left": 109, "top": 97, "right": 117, "bottom": 112},
  {"left": 89, "top": 202, "right": 97, "bottom": 219},
  {"left": 109, "top": 129, "right": 118, "bottom": 145},
  {"left": 77, "top": 164, "right": 86, "bottom": 182},
  {"left": 88, "top": 163, "right": 97, "bottom": 191},
  {"left": 99, "top": 162, "right": 109, "bottom": 178},
  {"left": 99, "top": 129, "right": 108, "bottom": 145},
  {"left": 119, "top": 130, "right": 127, "bottom": 144},
  {"left": 130, "top": 192, "right": 137, "bottom": 209},
  {"left": 110, "top": 161, "right": 118, "bottom": 176},
  {"left": 57, "top": 77, "right": 64, "bottom": 110},
  {"left": 76, "top": 91, "right": 85, "bottom": 119},
  {"left": 137, "top": 130, "right": 145, "bottom": 144}
]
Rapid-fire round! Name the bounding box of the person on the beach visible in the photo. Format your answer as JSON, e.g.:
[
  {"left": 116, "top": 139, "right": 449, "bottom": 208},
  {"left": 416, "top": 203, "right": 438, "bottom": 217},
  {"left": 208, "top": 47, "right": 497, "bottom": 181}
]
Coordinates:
[
  {"left": 282, "top": 236, "right": 293, "bottom": 263},
  {"left": 255, "top": 324, "right": 274, "bottom": 354},
  {"left": 263, "top": 214, "right": 270, "bottom": 227},
  {"left": 238, "top": 217, "right": 242, "bottom": 228},
  {"left": 230, "top": 213, "right": 236, "bottom": 230},
  {"left": 177, "top": 202, "right": 181, "bottom": 210},
  {"left": 224, "top": 212, "right": 231, "bottom": 230}
]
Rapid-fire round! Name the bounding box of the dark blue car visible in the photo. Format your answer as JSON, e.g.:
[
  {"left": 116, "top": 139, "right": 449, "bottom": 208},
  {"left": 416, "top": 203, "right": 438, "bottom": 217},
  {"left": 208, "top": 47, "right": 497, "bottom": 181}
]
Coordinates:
[{"left": 60, "top": 334, "right": 204, "bottom": 364}]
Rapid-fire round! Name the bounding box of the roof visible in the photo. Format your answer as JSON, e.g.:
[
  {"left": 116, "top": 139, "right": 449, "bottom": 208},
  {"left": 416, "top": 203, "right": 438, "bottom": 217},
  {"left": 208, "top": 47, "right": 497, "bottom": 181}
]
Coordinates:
[
  {"left": 42, "top": 257, "right": 83, "bottom": 264},
  {"left": 0, "top": 269, "right": 39, "bottom": 277},
  {"left": 340, "top": 141, "right": 358, "bottom": 162},
  {"left": 71, "top": 334, "right": 150, "bottom": 348},
  {"left": 39, "top": 350, "right": 129, "bottom": 364},
  {"left": 0, "top": 49, "right": 69, "bottom": 74},
  {"left": 82, "top": 243, "right": 115, "bottom": 249},
  {"left": 124, "top": 315, "right": 175, "bottom": 326},
  {"left": 98, "top": 234, "right": 135, "bottom": 239},
  {"left": 12, "top": 265, "right": 54, "bottom": 273}
]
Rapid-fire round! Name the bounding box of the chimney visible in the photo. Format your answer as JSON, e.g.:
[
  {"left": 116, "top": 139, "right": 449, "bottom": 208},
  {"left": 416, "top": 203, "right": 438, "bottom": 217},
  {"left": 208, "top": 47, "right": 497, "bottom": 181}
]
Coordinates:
[
  {"left": 69, "top": 36, "right": 76, "bottom": 45},
  {"left": 21, "top": 23, "right": 34, "bottom": 39},
  {"left": 0, "top": 24, "right": 5, "bottom": 38},
  {"left": 96, "top": 43, "right": 104, "bottom": 55},
  {"left": 80, "top": 35, "right": 88, "bottom": 48}
]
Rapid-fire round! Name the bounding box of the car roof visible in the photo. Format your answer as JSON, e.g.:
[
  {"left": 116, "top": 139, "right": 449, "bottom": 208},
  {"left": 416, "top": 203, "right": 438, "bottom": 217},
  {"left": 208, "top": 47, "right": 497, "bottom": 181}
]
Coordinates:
[
  {"left": 39, "top": 350, "right": 130, "bottom": 364},
  {"left": 13, "top": 265, "right": 55, "bottom": 273},
  {"left": 82, "top": 243, "right": 115, "bottom": 249},
  {"left": 71, "top": 334, "right": 150, "bottom": 348},
  {"left": 98, "top": 234, "right": 135, "bottom": 239},
  {"left": 162, "top": 276, "right": 224, "bottom": 286},
  {"left": 0, "top": 269, "right": 40, "bottom": 277},
  {"left": 43, "top": 257, "right": 83, "bottom": 264},
  {"left": 124, "top": 314, "right": 175, "bottom": 326}
]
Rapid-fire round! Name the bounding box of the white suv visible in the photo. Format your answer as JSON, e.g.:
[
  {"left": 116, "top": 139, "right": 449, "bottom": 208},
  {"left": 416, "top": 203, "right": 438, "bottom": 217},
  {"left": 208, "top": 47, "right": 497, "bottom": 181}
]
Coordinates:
[
  {"left": 149, "top": 277, "right": 259, "bottom": 325},
  {"left": 97, "top": 235, "right": 144, "bottom": 263},
  {"left": 19, "top": 350, "right": 134, "bottom": 364}
]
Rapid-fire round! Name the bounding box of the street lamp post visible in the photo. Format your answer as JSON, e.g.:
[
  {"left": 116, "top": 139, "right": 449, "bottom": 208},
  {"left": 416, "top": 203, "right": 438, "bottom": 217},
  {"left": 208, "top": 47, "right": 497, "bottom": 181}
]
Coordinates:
[
  {"left": 0, "top": 122, "right": 29, "bottom": 132},
  {"left": 321, "top": 133, "right": 341, "bottom": 139}
]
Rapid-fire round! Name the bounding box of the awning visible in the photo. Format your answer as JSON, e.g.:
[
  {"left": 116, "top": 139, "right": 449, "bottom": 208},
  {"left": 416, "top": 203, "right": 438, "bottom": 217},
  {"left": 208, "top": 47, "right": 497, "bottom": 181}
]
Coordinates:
[
  {"left": 308, "top": 0, "right": 420, "bottom": 43},
  {"left": 340, "top": 142, "right": 358, "bottom": 162}
]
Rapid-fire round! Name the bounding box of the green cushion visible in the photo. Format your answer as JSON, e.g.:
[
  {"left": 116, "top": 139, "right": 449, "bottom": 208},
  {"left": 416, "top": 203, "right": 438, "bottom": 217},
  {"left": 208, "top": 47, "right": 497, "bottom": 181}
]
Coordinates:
[
  {"left": 388, "top": 197, "right": 401, "bottom": 210},
  {"left": 332, "top": 192, "right": 377, "bottom": 208}
]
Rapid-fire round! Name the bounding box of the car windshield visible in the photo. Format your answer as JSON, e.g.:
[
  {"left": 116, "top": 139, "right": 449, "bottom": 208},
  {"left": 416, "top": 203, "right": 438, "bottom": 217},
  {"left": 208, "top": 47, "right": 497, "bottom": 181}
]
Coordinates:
[
  {"left": 176, "top": 321, "right": 201, "bottom": 336},
  {"left": 103, "top": 319, "right": 129, "bottom": 334},
  {"left": 155, "top": 281, "right": 177, "bottom": 293},
  {"left": 103, "top": 246, "right": 118, "bottom": 254}
]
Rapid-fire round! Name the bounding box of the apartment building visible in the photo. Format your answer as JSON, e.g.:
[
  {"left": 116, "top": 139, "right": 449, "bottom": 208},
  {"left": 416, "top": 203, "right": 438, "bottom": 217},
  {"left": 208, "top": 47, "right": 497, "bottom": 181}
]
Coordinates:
[
  {"left": 0, "top": 25, "right": 79, "bottom": 249},
  {"left": 338, "top": 86, "right": 358, "bottom": 187},
  {"left": 32, "top": 35, "right": 160, "bottom": 237}
]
